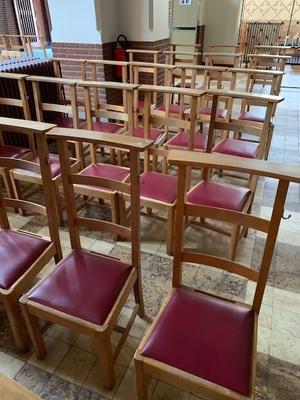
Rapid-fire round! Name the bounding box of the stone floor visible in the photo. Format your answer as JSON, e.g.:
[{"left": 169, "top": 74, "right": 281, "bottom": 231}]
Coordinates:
[{"left": 0, "top": 68, "right": 299, "bottom": 399}]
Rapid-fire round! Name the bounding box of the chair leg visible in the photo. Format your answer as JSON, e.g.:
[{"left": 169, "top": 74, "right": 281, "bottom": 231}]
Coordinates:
[
  {"left": 166, "top": 206, "right": 175, "bottom": 256},
  {"left": 135, "top": 358, "right": 150, "bottom": 400},
  {"left": 96, "top": 333, "right": 115, "bottom": 390},
  {"left": 228, "top": 225, "right": 240, "bottom": 261},
  {"left": 19, "top": 301, "right": 47, "bottom": 359},
  {"left": 54, "top": 183, "right": 64, "bottom": 225},
  {"left": 10, "top": 176, "right": 26, "bottom": 216},
  {"left": 3, "top": 297, "right": 30, "bottom": 353},
  {"left": 111, "top": 193, "right": 120, "bottom": 225},
  {"left": 118, "top": 194, "right": 127, "bottom": 226},
  {"left": 264, "top": 124, "right": 274, "bottom": 160}
]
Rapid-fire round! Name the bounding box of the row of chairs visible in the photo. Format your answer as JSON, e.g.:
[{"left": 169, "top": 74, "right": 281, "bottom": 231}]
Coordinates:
[
  {"left": 0, "top": 117, "right": 299, "bottom": 400},
  {"left": 0, "top": 69, "right": 283, "bottom": 258}
]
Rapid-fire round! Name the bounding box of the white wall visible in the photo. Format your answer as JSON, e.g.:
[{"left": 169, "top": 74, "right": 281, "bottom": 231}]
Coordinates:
[
  {"left": 117, "top": 0, "right": 152, "bottom": 41},
  {"left": 202, "top": 0, "right": 242, "bottom": 50},
  {"left": 96, "top": 0, "right": 119, "bottom": 43},
  {"left": 48, "top": 0, "right": 101, "bottom": 43},
  {"left": 153, "top": 0, "right": 170, "bottom": 41}
]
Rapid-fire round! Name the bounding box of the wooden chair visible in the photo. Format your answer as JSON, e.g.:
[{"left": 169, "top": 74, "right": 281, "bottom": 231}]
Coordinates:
[
  {"left": 20, "top": 127, "right": 152, "bottom": 389},
  {"left": 164, "top": 50, "right": 200, "bottom": 66},
  {"left": 134, "top": 149, "right": 300, "bottom": 400},
  {"left": 77, "top": 81, "right": 137, "bottom": 163},
  {"left": 0, "top": 372, "right": 40, "bottom": 399},
  {"left": 130, "top": 62, "right": 175, "bottom": 120},
  {"left": 0, "top": 72, "right": 35, "bottom": 198},
  {"left": 0, "top": 117, "right": 62, "bottom": 352},
  {"left": 207, "top": 89, "right": 284, "bottom": 162},
  {"left": 127, "top": 49, "right": 159, "bottom": 83},
  {"left": 209, "top": 44, "right": 243, "bottom": 53}
]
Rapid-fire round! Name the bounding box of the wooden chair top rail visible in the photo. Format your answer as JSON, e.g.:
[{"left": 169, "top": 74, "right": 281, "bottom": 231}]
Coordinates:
[
  {"left": 131, "top": 61, "right": 176, "bottom": 69},
  {"left": 52, "top": 57, "right": 86, "bottom": 63},
  {"left": 0, "top": 72, "right": 29, "bottom": 80},
  {"left": 210, "top": 44, "right": 241, "bottom": 48},
  {"left": 204, "top": 52, "right": 243, "bottom": 57},
  {"left": 229, "top": 67, "right": 285, "bottom": 76},
  {"left": 248, "top": 53, "right": 291, "bottom": 60},
  {"left": 176, "top": 64, "right": 228, "bottom": 72},
  {"left": 164, "top": 50, "right": 201, "bottom": 56},
  {"left": 26, "top": 75, "right": 78, "bottom": 85},
  {"left": 77, "top": 80, "right": 138, "bottom": 90},
  {"left": 207, "top": 89, "right": 284, "bottom": 103},
  {"left": 254, "top": 45, "right": 291, "bottom": 50},
  {"left": 139, "top": 84, "right": 206, "bottom": 97},
  {"left": 0, "top": 117, "right": 56, "bottom": 134},
  {"left": 127, "top": 49, "right": 159, "bottom": 54},
  {"left": 85, "top": 59, "right": 129, "bottom": 66},
  {"left": 47, "top": 127, "right": 153, "bottom": 151},
  {"left": 168, "top": 150, "right": 300, "bottom": 183}
]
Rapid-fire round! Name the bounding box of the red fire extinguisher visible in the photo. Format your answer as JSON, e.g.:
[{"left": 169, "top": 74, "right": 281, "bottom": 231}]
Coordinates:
[{"left": 114, "top": 35, "right": 128, "bottom": 80}]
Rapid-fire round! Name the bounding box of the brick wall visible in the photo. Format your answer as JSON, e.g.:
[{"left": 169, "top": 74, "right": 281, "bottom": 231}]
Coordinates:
[
  {"left": 197, "top": 25, "right": 205, "bottom": 64},
  {"left": 0, "top": 0, "right": 19, "bottom": 36}
]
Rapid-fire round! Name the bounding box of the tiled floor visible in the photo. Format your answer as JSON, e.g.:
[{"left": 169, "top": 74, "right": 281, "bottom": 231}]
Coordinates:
[{"left": 0, "top": 68, "right": 300, "bottom": 399}]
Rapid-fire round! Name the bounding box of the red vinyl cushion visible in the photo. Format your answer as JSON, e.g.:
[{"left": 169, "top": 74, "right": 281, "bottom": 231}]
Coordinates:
[
  {"left": 239, "top": 111, "right": 265, "bottom": 123},
  {"left": 28, "top": 250, "right": 133, "bottom": 325},
  {"left": 137, "top": 100, "right": 155, "bottom": 110},
  {"left": 198, "top": 107, "right": 227, "bottom": 119},
  {"left": 0, "top": 145, "right": 30, "bottom": 159},
  {"left": 213, "top": 138, "right": 259, "bottom": 159},
  {"left": 140, "top": 172, "right": 177, "bottom": 204},
  {"left": 93, "top": 121, "right": 123, "bottom": 134},
  {"left": 166, "top": 131, "right": 207, "bottom": 151},
  {"left": 133, "top": 127, "right": 164, "bottom": 142},
  {"left": 78, "top": 163, "right": 129, "bottom": 192},
  {"left": 0, "top": 229, "right": 50, "bottom": 290},
  {"left": 31, "top": 154, "right": 76, "bottom": 178},
  {"left": 158, "top": 104, "right": 183, "bottom": 114},
  {"left": 187, "top": 180, "right": 250, "bottom": 211},
  {"left": 141, "top": 288, "right": 254, "bottom": 396}
]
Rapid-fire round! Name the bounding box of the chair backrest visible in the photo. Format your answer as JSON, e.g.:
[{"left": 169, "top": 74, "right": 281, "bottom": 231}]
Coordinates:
[
  {"left": 168, "top": 149, "right": 300, "bottom": 313},
  {"left": 206, "top": 89, "right": 284, "bottom": 159},
  {"left": 26, "top": 75, "right": 80, "bottom": 128},
  {"left": 77, "top": 81, "right": 137, "bottom": 136},
  {"left": 204, "top": 52, "right": 242, "bottom": 67},
  {"left": 52, "top": 58, "right": 87, "bottom": 80},
  {"left": 47, "top": 126, "right": 153, "bottom": 278},
  {"left": 209, "top": 44, "right": 243, "bottom": 53},
  {"left": 254, "top": 45, "right": 290, "bottom": 55},
  {"left": 248, "top": 54, "right": 291, "bottom": 72},
  {"left": 131, "top": 62, "right": 175, "bottom": 109},
  {"left": 0, "top": 117, "right": 61, "bottom": 258},
  {"left": 127, "top": 49, "right": 160, "bottom": 83},
  {"left": 0, "top": 72, "right": 34, "bottom": 152},
  {"left": 164, "top": 50, "right": 200, "bottom": 66}
]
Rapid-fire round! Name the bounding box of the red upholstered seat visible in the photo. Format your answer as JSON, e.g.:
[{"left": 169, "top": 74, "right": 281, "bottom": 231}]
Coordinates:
[
  {"left": 133, "top": 127, "right": 164, "bottom": 142},
  {"left": 30, "top": 154, "right": 76, "bottom": 178},
  {"left": 141, "top": 288, "right": 254, "bottom": 396},
  {"left": 78, "top": 163, "right": 129, "bottom": 192},
  {"left": 158, "top": 104, "right": 183, "bottom": 114},
  {"left": 28, "top": 250, "right": 133, "bottom": 325},
  {"left": 0, "top": 229, "right": 50, "bottom": 290},
  {"left": 198, "top": 107, "right": 227, "bottom": 119},
  {"left": 0, "top": 145, "right": 30, "bottom": 159},
  {"left": 137, "top": 100, "right": 155, "bottom": 110},
  {"left": 213, "top": 138, "right": 259, "bottom": 159},
  {"left": 166, "top": 130, "right": 207, "bottom": 151},
  {"left": 187, "top": 180, "right": 250, "bottom": 211},
  {"left": 140, "top": 172, "right": 177, "bottom": 204},
  {"left": 52, "top": 116, "right": 74, "bottom": 129},
  {"left": 239, "top": 111, "right": 264, "bottom": 123},
  {"left": 93, "top": 121, "right": 123, "bottom": 134}
]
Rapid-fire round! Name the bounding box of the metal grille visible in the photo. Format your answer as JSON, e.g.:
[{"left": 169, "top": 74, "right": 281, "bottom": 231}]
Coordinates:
[
  {"left": 13, "top": 0, "right": 36, "bottom": 36},
  {"left": 239, "top": 21, "right": 283, "bottom": 63}
]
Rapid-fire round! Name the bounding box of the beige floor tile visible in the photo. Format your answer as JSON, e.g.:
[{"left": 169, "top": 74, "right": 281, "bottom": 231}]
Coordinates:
[
  {"left": 257, "top": 327, "right": 271, "bottom": 355},
  {"left": 0, "top": 351, "right": 24, "bottom": 378},
  {"left": 73, "top": 334, "right": 97, "bottom": 354},
  {"left": 113, "top": 368, "right": 136, "bottom": 400},
  {"left": 270, "top": 331, "right": 300, "bottom": 365},
  {"left": 28, "top": 335, "right": 70, "bottom": 373},
  {"left": 117, "top": 308, "right": 148, "bottom": 340},
  {"left": 55, "top": 346, "right": 97, "bottom": 385},
  {"left": 273, "top": 287, "right": 300, "bottom": 314},
  {"left": 152, "top": 381, "right": 190, "bottom": 400},
  {"left": 272, "top": 308, "right": 300, "bottom": 337},
  {"left": 89, "top": 240, "right": 115, "bottom": 254},
  {"left": 245, "top": 281, "right": 274, "bottom": 306},
  {"left": 83, "top": 362, "right": 127, "bottom": 399},
  {"left": 116, "top": 336, "right": 140, "bottom": 368},
  {"left": 258, "top": 304, "right": 273, "bottom": 330},
  {"left": 47, "top": 324, "right": 79, "bottom": 345}
]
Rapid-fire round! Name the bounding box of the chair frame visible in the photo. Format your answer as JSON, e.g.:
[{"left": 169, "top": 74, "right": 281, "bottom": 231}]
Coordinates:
[
  {"left": 0, "top": 117, "right": 62, "bottom": 352},
  {"left": 20, "top": 127, "right": 153, "bottom": 389},
  {"left": 134, "top": 149, "right": 300, "bottom": 400}
]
